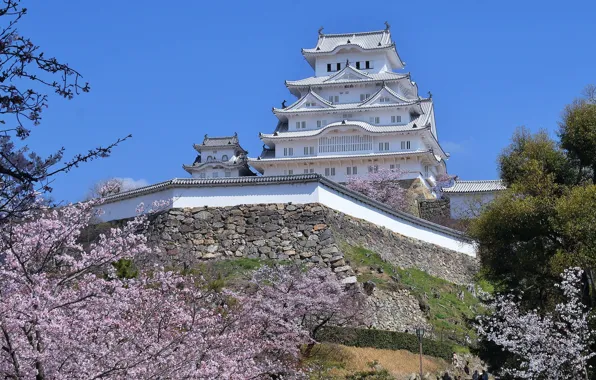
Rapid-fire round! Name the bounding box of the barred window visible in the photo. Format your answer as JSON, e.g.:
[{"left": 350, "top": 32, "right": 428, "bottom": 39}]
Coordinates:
[{"left": 318, "top": 135, "right": 373, "bottom": 153}]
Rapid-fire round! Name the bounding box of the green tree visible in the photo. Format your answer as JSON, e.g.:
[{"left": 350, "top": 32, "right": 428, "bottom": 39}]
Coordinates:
[
  {"left": 470, "top": 127, "right": 575, "bottom": 307},
  {"left": 559, "top": 85, "right": 596, "bottom": 184}
]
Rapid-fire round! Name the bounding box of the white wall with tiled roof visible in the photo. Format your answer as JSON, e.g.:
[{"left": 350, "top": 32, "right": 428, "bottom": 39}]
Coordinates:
[{"left": 96, "top": 176, "right": 475, "bottom": 256}]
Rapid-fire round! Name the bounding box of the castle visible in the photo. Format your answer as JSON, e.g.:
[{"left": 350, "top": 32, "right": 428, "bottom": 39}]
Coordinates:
[
  {"left": 97, "top": 25, "right": 507, "bottom": 257},
  {"left": 184, "top": 24, "right": 446, "bottom": 190}
]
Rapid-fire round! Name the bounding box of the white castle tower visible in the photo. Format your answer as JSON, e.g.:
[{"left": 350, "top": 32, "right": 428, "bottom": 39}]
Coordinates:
[
  {"left": 183, "top": 134, "right": 254, "bottom": 178},
  {"left": 249, "top": 24, "right": 448, "bottom": 187}
]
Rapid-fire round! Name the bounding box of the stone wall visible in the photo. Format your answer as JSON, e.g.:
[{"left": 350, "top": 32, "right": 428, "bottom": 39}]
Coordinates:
[
  {"left": 418, "top": 198, "right": 451, "bottom": 222},
  {"left": 142, "top": 203, "right": 477, "bottom": 285},
  {"left": 143, "top": 204, "right": 356, "bottom": 282}
]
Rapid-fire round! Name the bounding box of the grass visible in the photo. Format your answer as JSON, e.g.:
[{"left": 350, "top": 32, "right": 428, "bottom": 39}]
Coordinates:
[
  {"left": 342, "top": 244, "right": 487, "bottom": 348},
  {"left": 305, "top": 343, "right": 449, "bottom": 379},
  {"left": 176, "top": 257, "right": 292, "bottom": 287}
]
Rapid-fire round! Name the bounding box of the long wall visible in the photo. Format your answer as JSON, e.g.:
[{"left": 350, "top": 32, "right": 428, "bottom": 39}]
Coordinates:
[
  {"left": 133, "top": 204, "right": 477, "bottom": 285},
  {"left": 98, "top": 176, "right": 475, "bottom": 256}
]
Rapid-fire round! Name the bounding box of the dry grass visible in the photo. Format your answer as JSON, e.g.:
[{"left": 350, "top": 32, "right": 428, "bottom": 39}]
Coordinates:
[
  {"left": 341, "top": 346, "right": 448, "bottom": 377},
  {"left": 307, "top": 343, "right": 449, "bottom": 379}
]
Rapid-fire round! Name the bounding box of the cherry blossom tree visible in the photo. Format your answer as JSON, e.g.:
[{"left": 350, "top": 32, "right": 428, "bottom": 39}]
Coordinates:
[
  {"left": 477, "top": 267, "right": 595, "bottom": 380},
  {"left": 346, "top": 168, "right": 409, "bottom": 212},
  {"left": 0, "top": 196, "right": 360, "bottom": 378},
  {"left": 432, "top": 173, "right": 457, "bottom": 198},
  {"left": 249, "top": 265, "right": 368, "bottom": 358}
]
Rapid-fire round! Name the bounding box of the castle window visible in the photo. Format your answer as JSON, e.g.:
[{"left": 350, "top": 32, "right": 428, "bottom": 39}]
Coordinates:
[
  {"left": 328, "top": 95, "right": 339, "bottom": 103},
  {"left": 199, "top": 173, "right": 206, "bottom": 178},
  {"left": 360, "top": 93, "right": 371, "bottom": 101},
  {"left": 316, "top": 120, "right": 328, "bottom": 128},
  {"left": 365, "top": 61, "right": 373, "bottom": 69},
  {"left": 369, "top": 116, "right": 380, "bottom": 124},
  {"left": 212, "top": 172, "right": 219, "bottom": 178},
  {"left": 327, "top": 63, "right": 332, "bottom": 72},
  {"left": 284, "top": 169, "right": 294, "bottom": 175},
  {"left": 283, "top": 147, "right": 294, "bottom": 156},
  {"left": 391, "top": 115, "right": 402, "bottom": 123},
  {"left": 221, "top": 155, "right": 228, "bottom": 161},
  {"left": 368, "top": 165, "right": 379, "bottom": 173},
  {"left": 347, "top": 166, "right": 358, "bottom": 175},
  {"left": 401, "top": 141, "right": 411, "bottom": 150},
  {"left": 379, "top": 142, "right": 389, "bottom": 151},
  {"left": 390, "top": 164, "right": 400, "bottom": 170},
  {"left": 206, "top": 156, "right": 213, "bottom": 162},
  {"left": 303, "top": 146, "right": 315, "bottom": 156},
  {"left": 225, "top": 171, "right": 232, "bottom": 177},
  {"left": 424, "top": 165, "right": 430, "bottom": 177},
  {"left": 355, "top": 61, "right": 360, "bottom": 69},
  {"left": 295, "top": 121, "right": 306, "bottom": 129},
  {"left": 304, "top": 168, "right": 315, "bottom": 174},
  {"left": 324, "top": 167, "right": 336, "bottom": 176},
  {"left": 379, "top": 96, "right": 391, "bottom": 103},
  {"left": 342, "top": 113, "right": 353, "bottom": 118},
  {"left": 336, "top": 63, "right": 341, "bottom": 71}
]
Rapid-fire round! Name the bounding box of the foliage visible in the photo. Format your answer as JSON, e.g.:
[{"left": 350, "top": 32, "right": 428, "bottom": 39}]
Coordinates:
[
  {"left": 317, "top": 327, "right": 454, "bottom": 362},
  {"left": 346, "top": 168, "right": 409, "bottom": 212},
  {"left": 477, "top": 268, "right": 595, "bottom": 379},
  {"left": 0, "top": 1, "right": 129, "bottom": 220},
  {"left": 343, "top": 245, "right": 485, "bottom": 346},
  {"left": 111, "top": 258, "right": 138, "bottom": 279},
  {"left": 0, "top": 197, "right": 363, "bottom": 378},
  {"left": 469, "top": 126, "right": 583, "bottom": 307},
  {"left": 559, "top": 85, "right": 596, "bottom": 184},
  {"left": 499, "top": 127, "right": 577, "bottom": 191}
]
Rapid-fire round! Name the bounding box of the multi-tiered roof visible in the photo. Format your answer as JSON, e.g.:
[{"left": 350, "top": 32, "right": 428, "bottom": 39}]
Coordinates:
[
  {"left": 250, "top": 25, "right": 448, "bottom": 184},
  {"left": 301, "top": 25, "right": 405, "bottom": 69},
  {"left": 183, "top": 134, "right": 254, "bottom": 177}
]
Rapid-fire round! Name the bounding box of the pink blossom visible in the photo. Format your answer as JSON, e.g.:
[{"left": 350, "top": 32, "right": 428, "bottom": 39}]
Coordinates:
[
  {"left": 477, "top": 267, "right": 594, "bottom": 379},
  {"left": 346, "top": 168, "right": 409, "bottom": 212},
  {"left": 0, "top": 200, "right": 360, "bottom": 378}
]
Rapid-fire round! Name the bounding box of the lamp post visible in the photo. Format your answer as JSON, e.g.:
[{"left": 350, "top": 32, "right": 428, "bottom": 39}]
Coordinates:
[{"left": 416, "top": 327, "right": 425, "bottom": 380}]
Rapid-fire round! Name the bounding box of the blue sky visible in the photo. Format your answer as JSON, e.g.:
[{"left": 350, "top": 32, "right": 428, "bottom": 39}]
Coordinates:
[{"left": 18, "top": 0, "right": 596, "bottom": 202}]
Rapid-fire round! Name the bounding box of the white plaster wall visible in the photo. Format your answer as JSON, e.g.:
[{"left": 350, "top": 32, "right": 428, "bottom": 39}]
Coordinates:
[
  {"left": 98, "top": 181, "right": 474, "bottom": 256},
  {"left": 274, "top": 133, "right": 424, "bottom": 159},
  {"left": 97, "top": 188, "right": 176, "bottom": 222},
  {"left": 97, "top": 183, "right": 320, "bottom": 222},
  {"left": 199, "top": 147, "right": 236, "bottom": 163},
  {"left": 449, "top": 192, "right": 498, "bottom": 219},
  {"left": 287, "top": 108, "right": 412, "bottom": 132},
  {"left": 261, "top": 160, "right": 428, "bottom": 183},
  {"left": 314, "top": 51, "right": 389, "bottom": 77},
  {"left": 316, "top": 186, "right": 475, "bottom": 256},
  {"left": 315, "top": 82, "right": 405, "bottom": 104},
  {"left": 190, "top": 167, "right": 240, "bottom": 179},
  {"left": 172, "top": 182, "right": 319, "bottom": 208}
]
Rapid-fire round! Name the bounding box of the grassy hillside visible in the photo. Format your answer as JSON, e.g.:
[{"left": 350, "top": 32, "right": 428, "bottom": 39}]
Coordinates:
[
  {"left": 305, "top": 343, "right": 449, "bottom": 379},
  {"left": 342, "top": 244, "right": 486, "bottom": 348}
]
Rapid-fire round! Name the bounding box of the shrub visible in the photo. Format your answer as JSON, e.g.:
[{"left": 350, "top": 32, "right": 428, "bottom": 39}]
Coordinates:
[{"left": 317, "top": 326, "right": 453, "bottom": 361}]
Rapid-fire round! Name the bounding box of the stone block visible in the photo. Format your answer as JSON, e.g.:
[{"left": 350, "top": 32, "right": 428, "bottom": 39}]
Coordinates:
[
  {"left": 193, "top": 210, "right": 213, "bottom": 220},
  {"left": 258, "top": 246, "right": 272, "bottom": 255},
  {"left": 313, "top": 223, "right": 327, "bottom": 231},
  {"left": 333, "top": 265, "right": 351, "bottom": 273},
  {"left": 319, "top": 246, "right": 339, "bottom": 255}
]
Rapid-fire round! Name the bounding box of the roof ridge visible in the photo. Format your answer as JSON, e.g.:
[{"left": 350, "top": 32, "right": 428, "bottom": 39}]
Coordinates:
[
  {"left": 455, "top": 179, "right": 503, "bottom": 183},
  {"left": 319, "top": 29, "right": 388, "bottom": 38}
]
